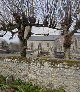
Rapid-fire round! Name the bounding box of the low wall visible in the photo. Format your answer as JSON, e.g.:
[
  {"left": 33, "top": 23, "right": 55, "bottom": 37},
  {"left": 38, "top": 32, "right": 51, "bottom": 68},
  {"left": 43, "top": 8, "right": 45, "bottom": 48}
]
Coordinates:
[{"left": 0, "top": 57, "right": 80, "bottom": 92}]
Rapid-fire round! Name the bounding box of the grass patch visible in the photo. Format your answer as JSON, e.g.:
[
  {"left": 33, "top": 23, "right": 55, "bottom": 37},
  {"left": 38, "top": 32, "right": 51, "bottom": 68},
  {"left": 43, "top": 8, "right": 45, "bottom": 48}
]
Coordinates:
[{"left": 0, "top": 75, "right": 65, "bottom": 92}]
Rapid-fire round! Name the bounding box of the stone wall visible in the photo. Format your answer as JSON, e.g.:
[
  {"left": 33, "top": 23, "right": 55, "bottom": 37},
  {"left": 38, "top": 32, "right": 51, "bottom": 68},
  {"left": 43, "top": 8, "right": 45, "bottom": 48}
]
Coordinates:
[
  {"left": 0, "top": 57, "right": 80, "bottom": 92},
  {"left": 27, "top": 41, "right": 54, "bottom": 56}
]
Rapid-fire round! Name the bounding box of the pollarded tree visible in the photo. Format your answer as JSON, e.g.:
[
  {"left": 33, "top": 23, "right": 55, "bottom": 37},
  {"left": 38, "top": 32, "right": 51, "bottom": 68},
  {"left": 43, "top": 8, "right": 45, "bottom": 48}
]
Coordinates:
[
  {"left": 41, "top": 0, "right": 80, "bottom": 59},
  {"left": 46, "top": 0, "right": 80, "bottom": 59},
  {"left": 13, "top": 12, "right": 36, "bottom": 57},
  {"left": 0, "top": 0, "right": 36, "bottom": 57},
  {"left": 60, "top": 0, "right": 80, "bottom": 59},
  {"left": 39, "top": 0, "right": 80, "bottom": 59}
]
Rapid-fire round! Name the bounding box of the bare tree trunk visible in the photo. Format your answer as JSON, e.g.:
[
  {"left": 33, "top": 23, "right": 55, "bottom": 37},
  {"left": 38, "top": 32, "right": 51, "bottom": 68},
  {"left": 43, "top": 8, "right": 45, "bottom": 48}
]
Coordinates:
[
  {"left": 63, "top": 31, "right": 71, "bottom": 59},
  {"left": 64, "top": 47, "right": 71, "bottom": 59},
  {"left": 20, "top": 39, "right": 27, "bottom": 57},
  {"left": 20, "top": 26, "right": 31, "bottom": 57},
  {"left": 13, "top": 13, "right": 32, "bottom": 57},
  {"left": 63, "top": 31, "right": 74, "bottom": 59},
  {"left": 18, "top": 25, "right": 26, "bottom": 57}
]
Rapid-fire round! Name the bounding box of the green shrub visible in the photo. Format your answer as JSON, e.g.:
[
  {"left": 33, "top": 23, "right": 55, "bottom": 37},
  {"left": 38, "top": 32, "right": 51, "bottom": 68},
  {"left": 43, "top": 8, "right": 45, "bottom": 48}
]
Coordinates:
[{"left": 0, "top": 75, "right": 6, "bottom": 84}]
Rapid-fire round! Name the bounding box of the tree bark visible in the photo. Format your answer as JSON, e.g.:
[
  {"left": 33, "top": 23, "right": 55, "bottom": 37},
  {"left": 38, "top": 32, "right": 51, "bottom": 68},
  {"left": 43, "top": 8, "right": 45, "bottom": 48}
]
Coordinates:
[
  {"left": 20, "top": 26, "right": 31, "bottom": 57},
  {"left": 64, "top": 47, "right": 71, "bottom": 59},
  {"left": 18, "top": 25, "right": 26, "bottom": 57},
  {"left": 13, "top": 13, "right": 35, "bottom": 57},
  {"left": 20, "top": 39, "right": 27, "bottom": 57},
  {"left": 63, "top": 31, "right": 74, "bottom": 59}
]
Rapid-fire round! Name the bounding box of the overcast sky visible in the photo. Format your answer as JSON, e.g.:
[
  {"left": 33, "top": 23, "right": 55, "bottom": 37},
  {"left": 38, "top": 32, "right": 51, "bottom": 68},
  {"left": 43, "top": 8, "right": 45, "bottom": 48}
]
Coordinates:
[
  {"left": 2, "top": 32, "right": 19, "bottom": 43},
  {"left": 0, "top": 28, "right": 19, "bottom": 43}
]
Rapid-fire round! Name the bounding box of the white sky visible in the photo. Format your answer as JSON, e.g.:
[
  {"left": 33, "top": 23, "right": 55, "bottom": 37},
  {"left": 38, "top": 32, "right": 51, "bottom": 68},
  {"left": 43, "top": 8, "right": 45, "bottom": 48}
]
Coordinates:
[
  {"left": 0, "top": 28, "right": 19, "bottom": 43},
  {"left": 2, "top": 32, "right": 19, "bottom": 43}
]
